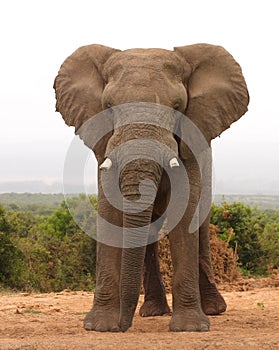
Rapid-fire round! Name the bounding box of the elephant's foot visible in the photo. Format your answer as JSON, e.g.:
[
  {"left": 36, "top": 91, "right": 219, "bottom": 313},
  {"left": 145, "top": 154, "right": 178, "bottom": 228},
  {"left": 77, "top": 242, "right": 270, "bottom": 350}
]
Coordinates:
[
  {"left": 200, "top": 279, "right": 227, "bottom": 315},
  {"left": 169, "top": 310, "right": 210, "bottom": 332},
  {"left": 200, "top": 284, "right": 227, "bottom": 315},
  {"left": 119, "top": 313, "right": 133, "bottom": 332},
  {"left": 139, "top": 298, "right": 171, "bottom": 317},
  {"left": 199, "top": 265, "right": 227, "bottom": 315},
  {"left": 83, "top": 307, "right": 120, "bottom": 332}
]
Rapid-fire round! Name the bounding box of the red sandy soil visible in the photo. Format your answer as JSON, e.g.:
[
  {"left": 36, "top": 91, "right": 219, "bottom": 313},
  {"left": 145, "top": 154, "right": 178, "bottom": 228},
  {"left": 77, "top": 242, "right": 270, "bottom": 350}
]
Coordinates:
[{"left": 1, "top": 279, "right": 279, "bottom": 350}]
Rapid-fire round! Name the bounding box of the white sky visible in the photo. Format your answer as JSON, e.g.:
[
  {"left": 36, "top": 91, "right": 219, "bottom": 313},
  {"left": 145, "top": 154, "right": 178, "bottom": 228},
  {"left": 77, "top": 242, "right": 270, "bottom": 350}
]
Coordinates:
[{"left": 1, "top": 0, "right": 278, "bottom": 194}]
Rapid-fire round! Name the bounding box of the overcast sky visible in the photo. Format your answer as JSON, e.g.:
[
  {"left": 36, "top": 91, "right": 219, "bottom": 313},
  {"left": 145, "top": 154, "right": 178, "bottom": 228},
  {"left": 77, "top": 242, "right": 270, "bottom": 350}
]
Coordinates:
[{"left": 1, "top": 0, "right": 278, "bottom": 194}]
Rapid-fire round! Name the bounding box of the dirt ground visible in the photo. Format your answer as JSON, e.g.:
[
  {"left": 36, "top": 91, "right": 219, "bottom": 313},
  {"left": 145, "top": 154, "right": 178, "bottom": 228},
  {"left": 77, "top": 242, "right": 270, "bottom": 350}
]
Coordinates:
[{"left": 0, "top": 282, "right": 279, "bottom": 350}]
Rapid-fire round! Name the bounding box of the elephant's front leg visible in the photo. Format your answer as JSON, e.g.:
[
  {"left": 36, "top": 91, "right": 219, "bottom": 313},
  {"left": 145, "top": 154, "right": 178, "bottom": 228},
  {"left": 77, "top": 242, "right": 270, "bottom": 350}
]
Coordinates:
[
  {"left": 84, "top": 189, "right": 122, "bottom": 332},
  {"left": 139, "top": 241, "right": 171, "bottom": 317},
  {"left": 164, "top": 159, "right": 209, "bottom": 331},
  {"left": 84, "top": 242, "right": 121, "bottom": 332}
]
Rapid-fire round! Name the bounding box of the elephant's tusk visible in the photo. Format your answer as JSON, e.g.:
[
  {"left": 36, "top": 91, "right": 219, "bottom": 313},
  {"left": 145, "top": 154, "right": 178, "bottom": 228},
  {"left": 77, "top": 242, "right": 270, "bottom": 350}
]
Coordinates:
[
  {"left": 169, "top": 157, "right": 180, "bottom": 168},
  {"left": 100, "top": 158, "right": 112, "bottom": 171}
]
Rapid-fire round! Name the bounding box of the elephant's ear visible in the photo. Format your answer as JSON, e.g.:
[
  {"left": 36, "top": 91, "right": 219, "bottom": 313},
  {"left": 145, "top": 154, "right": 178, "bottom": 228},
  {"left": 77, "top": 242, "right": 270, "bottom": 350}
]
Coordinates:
[
  {"left": 174, "top": 44, "right": 249, "bottom": 144},
  {"left": 54, "top": 44, "right": 119, "bottom": 161}
]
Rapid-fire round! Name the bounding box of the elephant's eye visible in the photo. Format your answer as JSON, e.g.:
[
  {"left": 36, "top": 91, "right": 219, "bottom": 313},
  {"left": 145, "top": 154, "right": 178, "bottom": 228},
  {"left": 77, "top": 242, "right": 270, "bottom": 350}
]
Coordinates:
[
  {"left": 173, "top": 103, "right": 180, "bottom": 111},
  {"left": 106, "top": 103, "right": 114, "bottom": 113}
]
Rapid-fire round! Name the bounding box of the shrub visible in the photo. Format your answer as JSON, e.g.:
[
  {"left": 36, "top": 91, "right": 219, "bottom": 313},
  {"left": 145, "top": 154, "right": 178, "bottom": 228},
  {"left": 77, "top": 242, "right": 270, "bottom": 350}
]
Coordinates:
[
  {"left": 211, "top": 202, "right": 264, "bottom": 273},
  {"left": 0, "top": 196, "right": 97, "bottom": 292}
]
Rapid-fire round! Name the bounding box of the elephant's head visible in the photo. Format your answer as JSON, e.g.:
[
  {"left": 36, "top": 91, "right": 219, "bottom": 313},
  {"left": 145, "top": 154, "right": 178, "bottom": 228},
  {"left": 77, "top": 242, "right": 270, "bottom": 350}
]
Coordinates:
[
  {"left": 54, "top": 43, "right": 249, "bottom": 154},
  {"left": 54, "top": 43, "right": 249, "bottom": 330}
]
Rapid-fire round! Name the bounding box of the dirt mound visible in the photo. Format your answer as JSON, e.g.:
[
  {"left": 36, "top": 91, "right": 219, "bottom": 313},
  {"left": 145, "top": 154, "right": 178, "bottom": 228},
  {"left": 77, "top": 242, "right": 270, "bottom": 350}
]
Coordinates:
[
  {"left": 158, "top": 224, "right": 240, "bottom": 291},
  {"left": 219, "top": 269, "right": 279, "bottom": 292},
  {"left": 208, "top": 224, "right": 240, "bottom": 283}
]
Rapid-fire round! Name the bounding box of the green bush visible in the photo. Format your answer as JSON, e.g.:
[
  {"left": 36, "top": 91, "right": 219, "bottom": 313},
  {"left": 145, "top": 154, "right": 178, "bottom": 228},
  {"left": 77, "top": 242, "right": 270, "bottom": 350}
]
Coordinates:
[
  {"left": 0, "top": 205, "right": 27, "bottom": 288},
  {"left": 211, "top": 202, "right": 262, "bottom": 272},
  {"left": 0, "top": 196, "right": 97, "bottom": 292},
  {"left": 0, "top": 231, "right": 25, "bottom": 288},
  {"left": 258, "top": 222, "right": 279, "bottom": 270},
  {"left": 211, "top": 202, "right": 279, "bottom": 275}
]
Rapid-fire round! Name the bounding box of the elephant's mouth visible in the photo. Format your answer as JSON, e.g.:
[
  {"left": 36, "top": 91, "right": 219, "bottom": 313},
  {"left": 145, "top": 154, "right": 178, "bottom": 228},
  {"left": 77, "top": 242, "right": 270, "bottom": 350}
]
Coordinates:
[
  {"left": 100, "top": 156, "right": 179, "bottom": 171},
  {"left": 100, "top": 135, "right": 180, "bottom": 229},
  {"left": 103, "top": 102, "right": 181, "bottom": 157}
]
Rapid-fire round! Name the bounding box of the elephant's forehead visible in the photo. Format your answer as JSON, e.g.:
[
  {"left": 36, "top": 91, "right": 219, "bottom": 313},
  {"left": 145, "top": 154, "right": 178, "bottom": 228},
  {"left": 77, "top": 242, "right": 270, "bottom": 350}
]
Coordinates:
[
  {"left": 122, "top": 48, "right": 172, "bottom": 57},
  {"left": 105, "top": 48, "right": 184, "bottom": 74}
]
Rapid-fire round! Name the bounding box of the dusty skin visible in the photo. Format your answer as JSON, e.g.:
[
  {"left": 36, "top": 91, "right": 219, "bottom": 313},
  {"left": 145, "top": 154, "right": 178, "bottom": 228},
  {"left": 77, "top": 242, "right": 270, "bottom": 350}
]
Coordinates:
[{"left": 0, "top": 279, "right": 279, "bottom": 350}]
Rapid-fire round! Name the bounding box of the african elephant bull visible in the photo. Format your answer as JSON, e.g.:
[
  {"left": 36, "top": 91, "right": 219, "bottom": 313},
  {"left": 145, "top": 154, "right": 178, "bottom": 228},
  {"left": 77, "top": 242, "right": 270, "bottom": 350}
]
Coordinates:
[{"left": 54, "top": 43, "right": 249, "bottom": 332}]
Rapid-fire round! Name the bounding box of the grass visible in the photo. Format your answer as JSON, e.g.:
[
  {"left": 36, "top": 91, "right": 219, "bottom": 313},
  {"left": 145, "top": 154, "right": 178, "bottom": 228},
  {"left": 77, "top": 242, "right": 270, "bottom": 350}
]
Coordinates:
[
  {"left": 256, "top": 302, "right": 265, "bottom": 310},
  {"left": 24, "top": 309, "right": 42, "bottom": 314}
]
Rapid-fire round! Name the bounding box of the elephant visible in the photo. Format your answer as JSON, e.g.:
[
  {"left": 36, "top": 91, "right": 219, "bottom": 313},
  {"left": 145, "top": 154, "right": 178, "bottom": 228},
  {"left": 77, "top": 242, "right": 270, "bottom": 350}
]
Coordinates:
[{"left": 54, "top": 43, "right": 249, "bottom": 332}]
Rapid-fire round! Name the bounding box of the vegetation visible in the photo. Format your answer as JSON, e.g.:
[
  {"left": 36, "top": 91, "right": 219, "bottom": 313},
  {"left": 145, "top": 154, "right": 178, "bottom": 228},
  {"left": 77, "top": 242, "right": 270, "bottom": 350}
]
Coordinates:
[
  {"left": 0, "top": 194, "right": 278, "bottom": 292},
  {"left": 0, "top": 196, "right": 97, "bottom": 292},
  {"left": 0, "top": 193, "right": 64, "bottom": 215},
  {"left": 1, "top": 193, "right": 279, "bottom": 212},
  {"left": 211, "top": 202, "right": 279, "bottom": 275},
  {"left": 213, "top": 194, "right": 279, "bottom": 210}
]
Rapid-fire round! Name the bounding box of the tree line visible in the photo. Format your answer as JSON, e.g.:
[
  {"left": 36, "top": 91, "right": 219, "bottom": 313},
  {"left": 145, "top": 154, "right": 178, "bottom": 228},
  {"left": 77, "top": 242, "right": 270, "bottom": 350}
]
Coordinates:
[{"left": 0, "top": 195, "right": 278, "bottom": 292}]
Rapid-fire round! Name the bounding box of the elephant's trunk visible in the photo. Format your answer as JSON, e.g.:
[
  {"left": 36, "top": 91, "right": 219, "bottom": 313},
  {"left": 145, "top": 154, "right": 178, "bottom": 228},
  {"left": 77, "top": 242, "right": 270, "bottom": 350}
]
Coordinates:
[{"left": 119, "top": 159, "right": 163, "bottom": 331}]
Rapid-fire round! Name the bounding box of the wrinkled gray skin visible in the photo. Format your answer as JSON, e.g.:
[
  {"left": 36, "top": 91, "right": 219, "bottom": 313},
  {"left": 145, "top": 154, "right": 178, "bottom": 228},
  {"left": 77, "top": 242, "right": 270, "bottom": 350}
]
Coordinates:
[{"left": 54, "top": 44, "right": 249, "bottom": 332}]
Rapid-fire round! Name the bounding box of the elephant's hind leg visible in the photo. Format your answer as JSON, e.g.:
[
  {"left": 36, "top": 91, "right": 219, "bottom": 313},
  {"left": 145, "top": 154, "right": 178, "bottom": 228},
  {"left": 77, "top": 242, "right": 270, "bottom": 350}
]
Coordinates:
[
  {"left": 199, "top": 265, "right": 227, "bottom": 315},
  {"left": 139, "top": 241, "right": 171, "bottom": 317},
  {"left": 199, "top": 215, "right": 227, "bottom": 315}
]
